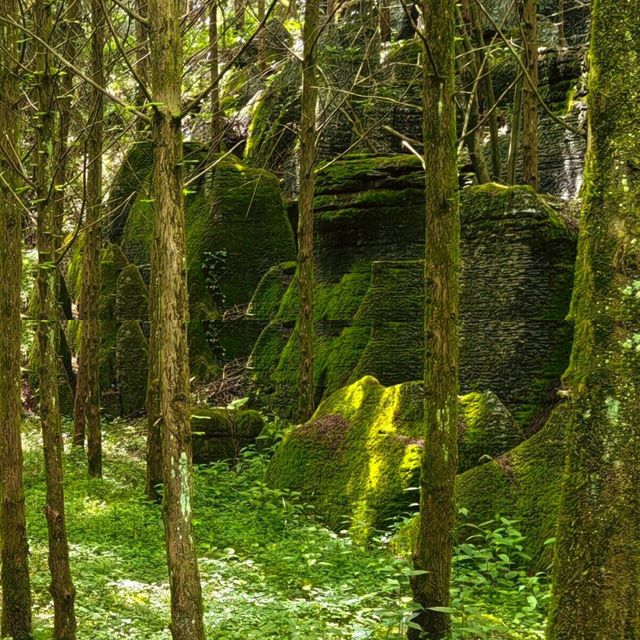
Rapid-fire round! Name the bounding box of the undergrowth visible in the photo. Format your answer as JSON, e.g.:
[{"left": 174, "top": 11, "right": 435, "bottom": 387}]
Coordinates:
[{"left": 18, "top": 419, "right": 550, "bottom": 639}]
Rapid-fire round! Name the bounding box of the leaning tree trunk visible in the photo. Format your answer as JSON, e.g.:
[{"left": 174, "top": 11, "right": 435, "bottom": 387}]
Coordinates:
[
  {"left": 147, "top": 0, "right": 206, "bottom": 637},
  {"left": 33, "top": 0, "right": 77, "bottom": 637},
  {"left": 296, "top": 0, "right": 320, "bottom": 422},
  {"left": 73, "top": 0, "right": 105, "bottom": 476},
  {"left": 409, "top": 0, "right": 460, "bottom": 638},
  {"left": 520, "top": 0, "right": 538, "bottom": 189},
  {"left": 546, "top": 1, "right": 640, "bottom": 638},
  {"left": 0, "top": 0, "right": 32, "bottom": 634}
]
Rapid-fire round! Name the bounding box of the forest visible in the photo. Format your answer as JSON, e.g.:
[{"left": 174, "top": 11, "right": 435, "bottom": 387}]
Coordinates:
[{"left": 0, "top": 0, "right": 638, "bottom": 637}]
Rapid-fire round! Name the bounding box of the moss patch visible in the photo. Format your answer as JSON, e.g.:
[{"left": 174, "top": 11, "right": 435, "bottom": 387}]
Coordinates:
[
  {"left": 115, "top": 320, "right": 148, "bottom": 416},
  {"left": 266, "top": 376, "right": 524, "bottom": 541},
  {"left": 391, "top": 403, "right": 570, "bottom": 570}
]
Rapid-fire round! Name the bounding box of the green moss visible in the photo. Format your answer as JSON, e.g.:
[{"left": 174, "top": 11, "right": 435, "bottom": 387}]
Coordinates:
[
  {"left": 191, "top": 406, "right": 265, "bottom": 464},
  {"left": 392, "top": 403, "right": 569, "bottom": 570},
  {"left": 115, "top": 264, "right": 148, "bottom": 321},
  {"left": 115, "top": 320, "right": 148, "bottom": 416},
  {"left": 99, "top": 244, "right": 129, "bottom": 322},
  {"left": 266, "top": 376, "right": 526, "bottom": 541},
  {"left": 247, "top": 261, "right": 296, "bottom": 320}
]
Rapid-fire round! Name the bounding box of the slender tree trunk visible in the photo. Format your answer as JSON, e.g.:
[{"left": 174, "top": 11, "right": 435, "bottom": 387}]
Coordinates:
[
  {"left": 297, "top": 0, "right": 320, "bottom": 422},
  {"left": 546, "top": 1, "right": 640, "bottom": 638},
  {"left": 521, "top": 0, "right": 538, "bottom": 189},
  {"left": 33, "top": 0, "right": 77, "bottom": 637},
  {"left": 507, "top": 73, "right": 524, "bottom": 184},
  {"left": 147, "top": 0, "right": 206, "bottom": 636},
  {"left": 74, "top": 0, "right": 105, "bottom": 476},
  {"left": 409, "top": 0, "right": 459, "bottom": 637},
  {"left": 467, "top": 0, "right": 501, "bottom": 180},
  {"left": 209, "top": 0, "right": 222, "bottom": 150},
  {"left": 0, "top": 0, "right": 32, "bottom": 634},
  {"left": 457, "top": 14, "right": 491, "bottom": 184},
  {"left": 257, "top": 0, "right": 266, "bottom": 71},
  {"left": 235, "top": 0, "right": 245, "bottom": 29},
  {"left": 135, "top": 0, "right": 150, "bottom": 132},
  {"left": 379, "top": 0, "right": 391, "bottom": 41}
]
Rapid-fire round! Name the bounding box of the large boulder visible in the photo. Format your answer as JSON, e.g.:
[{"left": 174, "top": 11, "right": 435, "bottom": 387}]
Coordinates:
[
  {"left": 191, "top": 406, "right": 265, "bottom": 463},
  {"left": 391, "top": 403, "right": 569, "bottom": 570},
  {"left": 250, "top": 155, "right": 576, "bottom": 428},
  {"left": 266, "top": 375, "right": 524, "bottom": 541},
  {"left": 65, "top": 143, "right": 296, "bottom": 415}
]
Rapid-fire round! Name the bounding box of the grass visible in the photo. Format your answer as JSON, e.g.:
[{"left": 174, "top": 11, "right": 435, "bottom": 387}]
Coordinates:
[{"left": 19, "top": 419, "right": 550, "bottom": 639}]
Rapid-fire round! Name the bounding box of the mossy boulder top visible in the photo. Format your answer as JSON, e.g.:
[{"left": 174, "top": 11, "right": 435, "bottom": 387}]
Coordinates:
[{"left": 265, "top": 375, "right": 524, "bottom": 541}]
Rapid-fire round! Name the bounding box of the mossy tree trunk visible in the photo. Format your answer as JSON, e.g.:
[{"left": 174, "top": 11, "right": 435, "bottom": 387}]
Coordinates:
[
  {"left": 147, "top": 0, "right": 206, "bottom": 636},
  {"left": 0, "top": 0, "right": 32, "bottom": 634},
  {"left": 547, "top": 1, "right": 640, "bottom": 638},
  {"left": 73, "top": 0, "right": 105, "bottom": 477},
  {"left": 521, "top": 0, "right": 538, "bottom": 189},
  {"left": 297, "top": 0, "right": 320, "bottom": 422},
  {"left": 33, "top": 0, "right": 77, "bottom": 637},
  {"left": 409, "top": 0, "right": 460, "bottom": 637}
]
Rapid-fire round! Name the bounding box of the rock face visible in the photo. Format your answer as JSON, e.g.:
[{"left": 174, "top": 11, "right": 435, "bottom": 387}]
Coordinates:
[
  {"left": 66, "top": 143, "right": 296, "bottom": 415},
  {"left": 266, "top": 376, "right": 524, "bottom": 540},
  {"left": 250, "top": 154, "right": 576, "bottom": 428},
  {"left": 191, "top": 407, "right": 265, "bottom": 464},
  {"left": 391, "top": 403, "right": 570, "bottom": 570}
]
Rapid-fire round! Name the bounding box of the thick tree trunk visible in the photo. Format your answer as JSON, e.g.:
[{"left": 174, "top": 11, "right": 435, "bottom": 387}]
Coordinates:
[
  {"left": 33, "top": 1, "right": 77, "bottom": 637},
  {"left": 409, "top": 0, "right": 459, "bottom": 637},
  {"left": 297, "top": 0, "right": 320, "bottom": 422},
  {"left": 521, "top": 0, "right": 538, "bottom": 189},
  {"left": 546, "top": 1, "right": 640, "bottom": 638},
  {"left": 147, "top": 0, "right": 206, "bottom": 637},
  {"left": 74, "top": 0, "right": 105, "bottom": 477},
  {"left": 0, "top": 0, "right": 32, "bottom": 634}
]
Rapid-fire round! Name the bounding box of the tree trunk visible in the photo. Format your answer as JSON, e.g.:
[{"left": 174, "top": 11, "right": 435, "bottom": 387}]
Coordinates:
[
  {"left": 209, "top": 0, "right": 222, "bottom": 150},
  {"left": 379, "top": 0, "right": 391, "bottom": 41},
  {"left": 521, "top": 0, "right": 538, "bottom": 189},
  {"left": 147, "top": 0, "right": 206, "bottom": 636},
  {"left": 135, "top": 0, "right": 150, "bottom": 131},
  {"left": 297, "top": 0, "right": 320, "bottom": 422},
  {"left": 0, "top": 0, "right": 32, "bottom": 634},
  {"left": 33, "top": 0, "right": 77, "bottom": 637},
  {"left": 74, "top": 0, "right": 105, "bottom": 477},
  {"left": 507, "top": 73, "right": 524, "bottom": 184},
  {"left": 546, "top": 1, "right": 640, "bottom": 638},
  {"left": 409, "top": 0, "right": 459, "bottom": 637}
]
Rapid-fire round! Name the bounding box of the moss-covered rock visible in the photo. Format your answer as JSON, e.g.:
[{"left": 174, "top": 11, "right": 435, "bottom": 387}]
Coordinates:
[
  {"left": 115, "top": 320, "right": 148, "bottom": 416},
  {"left": 391, "top": 403, "right": 569, "bottom": 570},
  {"left": 115, "top": 264, "right": 148, "bottom": 321},
  {"left": 250, "top": 157, "right": 576, "bottom": 427},
  {"left": 266, "top": 376, "right": 524, "bottom": 541},
  {"left": 191, "top": 406, "right": 265, "bottom": 464}
]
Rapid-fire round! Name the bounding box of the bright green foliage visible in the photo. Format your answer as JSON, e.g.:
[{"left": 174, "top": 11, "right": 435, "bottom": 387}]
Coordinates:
[
  {"left": 115, "top": 264, "right": 148, "bottom": 321},
  {"left": 21, "top": 420, "right": 549, "bottom": 640},
  {"left": 266, "top": 376, "right": 524, "bottom": 541},
  {"left": 115, "top": 321, "right": 149, "bottom": 416},
  {"left": 392, "top": 404, "right": 569, "bottom": 570}
]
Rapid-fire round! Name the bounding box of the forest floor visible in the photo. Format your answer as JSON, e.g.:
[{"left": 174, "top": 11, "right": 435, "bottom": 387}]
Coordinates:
[{"left": 20, "top": 420, "right": 549, "bottom": 640}]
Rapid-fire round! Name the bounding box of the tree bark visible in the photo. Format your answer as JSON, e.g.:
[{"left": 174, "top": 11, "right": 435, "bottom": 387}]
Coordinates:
[
  {"left": 546, "top": 1, "right": 640, "bottom": 638},
  {"left": 147, "top": 0, "right": 206, "bottom": 636},
  {"left": 297, "top": 0, "right": 320, "bottom": 422},
  {"left": 33, "top": 0, "right": 77, "bottom": 637},
  {"left": 409, "top": 0, "right": 459, "bottom": 637},
  {"left": 0, "top": 0, "right": 32, "bottom": 634},
  {"left": 521, "top": 0, "right": 538, "bottom": 189},
  {"left": 74, "top": 0, "right": 105, "bottom": 477},
  {"left": 209, "top": 0, "right": 222, "bottom": 150}
]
